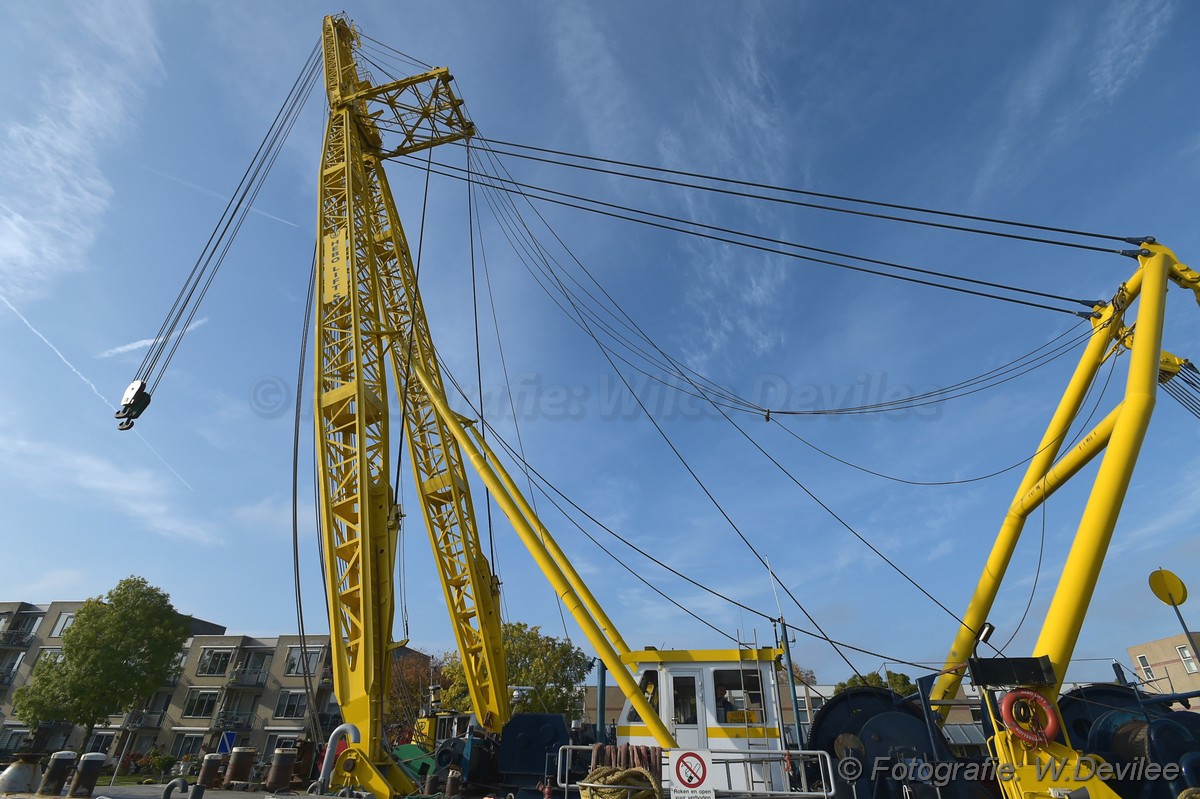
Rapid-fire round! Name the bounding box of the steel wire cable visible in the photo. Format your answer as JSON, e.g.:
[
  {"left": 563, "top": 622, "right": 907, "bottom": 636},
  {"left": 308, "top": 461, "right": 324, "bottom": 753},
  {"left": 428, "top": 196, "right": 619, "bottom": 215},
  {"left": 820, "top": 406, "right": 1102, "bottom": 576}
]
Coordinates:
[
  {"left": 462, "top": 140, "right": 756, "bottom": 403},
  {"left": 442, "top": 362, "right": 951, "bottom": 673},
  {"left": 469, "top": 137, "right": 1148, "bottom": 252},
  {"left": 139, "top": 43, "right": 321, "bottom": 389},
  {"left": 396, "top": 150, "right": 1100, "bottom": 313},
  {"left": 390, "top": 150, "right": 1093, "bottom": 320},
  {"left": 465, "top": 136, "right": 779, "bottom": 413},
  {"left": 766, "top": 325, "right": 1109, "bottom": 485},
  {"left": 443, "top": 153, "right": 1105, "bottom": 420},
  {"left": 465, "top": 181, "right": 868, "bottom": 679},
  {"left": 447, "top": 135, "right": 1136, "bottom": 667},
  {"left": 468, "top": 168, "right": 762, "bottom": 416}
]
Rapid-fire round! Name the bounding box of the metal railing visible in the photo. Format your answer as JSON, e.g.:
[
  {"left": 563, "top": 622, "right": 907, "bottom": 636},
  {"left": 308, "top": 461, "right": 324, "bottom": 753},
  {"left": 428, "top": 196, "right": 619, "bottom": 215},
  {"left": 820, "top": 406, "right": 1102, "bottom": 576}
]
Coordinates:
[
  {"left": 0, "top": 669, "right": 16, "bottom": 686},
  {"left": 555, "top": 744, "right": 836, "bottom": 798},
  {"left": 213, "top": 711, "right": 255, "bottom": 731},
  {"left": 226, "top": 668, "right": 268, "bottom": 688},
  {"left": 0, "top": 630, "right": 33, "bottom": 648}
]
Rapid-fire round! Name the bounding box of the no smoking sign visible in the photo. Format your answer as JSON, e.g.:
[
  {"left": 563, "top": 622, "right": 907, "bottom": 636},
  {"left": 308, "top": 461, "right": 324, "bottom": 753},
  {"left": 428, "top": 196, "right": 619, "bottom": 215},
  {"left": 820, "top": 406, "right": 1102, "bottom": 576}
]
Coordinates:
[{"left": 670, "top": 750, "right": 715, "bottom": 799}]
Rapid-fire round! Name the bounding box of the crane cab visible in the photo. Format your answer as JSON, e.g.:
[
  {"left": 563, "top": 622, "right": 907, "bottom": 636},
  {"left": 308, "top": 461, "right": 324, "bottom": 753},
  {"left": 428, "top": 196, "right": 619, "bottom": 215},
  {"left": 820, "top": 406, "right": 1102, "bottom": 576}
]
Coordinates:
[{"left": 615, "top": 647, "right": 795, "bottom": 794}]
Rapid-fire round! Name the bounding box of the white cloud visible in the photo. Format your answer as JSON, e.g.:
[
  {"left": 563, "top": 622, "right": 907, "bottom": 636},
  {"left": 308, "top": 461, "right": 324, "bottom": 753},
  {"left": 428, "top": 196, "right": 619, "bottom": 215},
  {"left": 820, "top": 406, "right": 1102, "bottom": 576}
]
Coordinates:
[
  {"left": 0, "top": 432, "right": 216, "bottom": 544},
  {"left": 547, "top": 6, "right": 633, "bottom": 153},
  {"left": 1087, "top": 0, "right": 1175, "bottom": 103},
  {"left": 0, "top": 1, "right": 162, "bottom": 301},
  {"left": 971, "top": 0, "right": 1175, "bottom": 205}
]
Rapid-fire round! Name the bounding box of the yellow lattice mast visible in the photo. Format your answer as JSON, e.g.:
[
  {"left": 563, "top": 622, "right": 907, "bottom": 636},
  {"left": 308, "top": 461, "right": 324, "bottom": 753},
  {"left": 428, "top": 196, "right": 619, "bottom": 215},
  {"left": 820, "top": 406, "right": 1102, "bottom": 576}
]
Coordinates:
[{"left": 313, "top": 15, "right": 506, "bottom": 795}]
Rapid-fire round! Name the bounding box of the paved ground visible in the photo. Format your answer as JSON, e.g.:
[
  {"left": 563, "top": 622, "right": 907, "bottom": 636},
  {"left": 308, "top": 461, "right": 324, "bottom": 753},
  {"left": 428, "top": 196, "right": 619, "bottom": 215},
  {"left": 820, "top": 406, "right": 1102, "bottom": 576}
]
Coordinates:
[{"left": 3, "top": 784, "right": 282, "bottom": 799}]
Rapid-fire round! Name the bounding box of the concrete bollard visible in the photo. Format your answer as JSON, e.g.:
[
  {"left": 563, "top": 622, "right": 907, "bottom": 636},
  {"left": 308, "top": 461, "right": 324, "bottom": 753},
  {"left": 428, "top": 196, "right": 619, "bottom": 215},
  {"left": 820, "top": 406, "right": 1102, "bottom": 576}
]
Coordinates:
[
  {"left": 264, "top": 748, "right": 298, "bottom": 792},
  {"left": 222, "top": 746, "right": 256, "bottom": 788},
  {"left": 68, "top": 752, "right": 108, "bottom": 798},
  {"left": 196, "top": 753, "right": 224, "bottom": 789},
  {"left": 39, "top": 751, "right": 78, "bottom": 796}
]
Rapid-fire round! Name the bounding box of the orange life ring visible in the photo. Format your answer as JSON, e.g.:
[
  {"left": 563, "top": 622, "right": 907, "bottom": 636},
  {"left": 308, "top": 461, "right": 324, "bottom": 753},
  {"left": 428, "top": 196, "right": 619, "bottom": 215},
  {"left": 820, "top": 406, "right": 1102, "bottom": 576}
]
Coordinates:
[{"left": 1000, "top": 689, "right": 1060, "bottom": 744}]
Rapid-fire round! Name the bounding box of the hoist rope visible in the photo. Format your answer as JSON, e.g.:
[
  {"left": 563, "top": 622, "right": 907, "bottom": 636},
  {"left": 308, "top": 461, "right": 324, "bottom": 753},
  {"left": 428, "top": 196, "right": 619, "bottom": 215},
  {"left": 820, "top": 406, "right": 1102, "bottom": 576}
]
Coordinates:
[{"left": 132, "top": 42, "right": 321, "bottom": 393}]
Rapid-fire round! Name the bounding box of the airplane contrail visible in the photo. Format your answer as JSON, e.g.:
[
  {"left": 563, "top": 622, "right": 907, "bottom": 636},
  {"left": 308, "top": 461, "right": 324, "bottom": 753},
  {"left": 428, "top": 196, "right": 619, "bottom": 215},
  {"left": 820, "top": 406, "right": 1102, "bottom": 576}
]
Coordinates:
[
  {"left": 139, "top": 164, "right": 300, "bottom": 227},
  {"left": 0, "top": 294, "right": 194, "bottom": 491},
  {"left": 98, "top": 317, "right": 209, "bottom": 359}
]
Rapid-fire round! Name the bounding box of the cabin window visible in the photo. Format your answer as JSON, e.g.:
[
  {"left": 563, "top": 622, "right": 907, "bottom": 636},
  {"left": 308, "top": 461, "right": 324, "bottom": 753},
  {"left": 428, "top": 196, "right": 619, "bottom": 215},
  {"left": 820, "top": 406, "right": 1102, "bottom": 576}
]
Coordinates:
[
  {"left": 626, "top": 669, "right": 659, "bottom": 723},
  {"left": 714, "top": 668, "right": 764, "bottom": 724},
  {"left": 672, "top": 675, "right": 697, "bottom": 725}
]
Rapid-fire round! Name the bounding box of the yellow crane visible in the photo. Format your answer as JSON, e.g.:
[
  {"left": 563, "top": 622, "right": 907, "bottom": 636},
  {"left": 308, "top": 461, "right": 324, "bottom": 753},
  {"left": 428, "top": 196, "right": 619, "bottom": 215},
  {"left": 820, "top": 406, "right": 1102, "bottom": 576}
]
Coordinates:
[{"left": 311, "top": 15, "right": 674, "bottom": 796}]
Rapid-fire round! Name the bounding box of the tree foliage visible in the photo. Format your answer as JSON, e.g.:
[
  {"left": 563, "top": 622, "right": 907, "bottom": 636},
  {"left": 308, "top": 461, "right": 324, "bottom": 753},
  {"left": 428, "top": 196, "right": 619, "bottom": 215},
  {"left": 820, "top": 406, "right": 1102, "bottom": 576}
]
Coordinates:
[
  {"left": 788, "top": 663, "right": 818, "bottom": 686},
  {"left": 834, "top": 670, "right": 915, "bottom": 697},
  {"left": 439, "top": 622, "right": 593, "bottom": 718},
  {"left": 12, "top": 576, "right": 190, "bottom": 741},
  {"left": 386, "top": 651, "right": 441, "bottom": 738}
]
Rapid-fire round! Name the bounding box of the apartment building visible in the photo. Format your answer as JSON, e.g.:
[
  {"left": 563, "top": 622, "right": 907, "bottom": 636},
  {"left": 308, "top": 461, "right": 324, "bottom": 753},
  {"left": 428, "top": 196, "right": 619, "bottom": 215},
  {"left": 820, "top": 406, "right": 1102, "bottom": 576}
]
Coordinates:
[
  {"left": 0, "top": 601, "right": 356, "bottom": 770},
  {"left": 1127, "top": 632, "right": 1200, "bottom": 698}
]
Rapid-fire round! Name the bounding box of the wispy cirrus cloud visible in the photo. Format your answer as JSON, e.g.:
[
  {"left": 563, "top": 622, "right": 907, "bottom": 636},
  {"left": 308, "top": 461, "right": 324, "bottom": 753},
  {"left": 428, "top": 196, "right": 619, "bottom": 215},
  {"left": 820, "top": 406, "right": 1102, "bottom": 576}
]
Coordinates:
[
  {"left": 0, "top": 1, "right": 162, "bottom": 301},
  {"left": 971, "top": 0, "right": 1176, "bottom": 204},
  {"left": 0, "top": 432, "right": 215, "bottom": 544},
  {"left": 98, "top": 317, "right": 209, "bottom": 359}
]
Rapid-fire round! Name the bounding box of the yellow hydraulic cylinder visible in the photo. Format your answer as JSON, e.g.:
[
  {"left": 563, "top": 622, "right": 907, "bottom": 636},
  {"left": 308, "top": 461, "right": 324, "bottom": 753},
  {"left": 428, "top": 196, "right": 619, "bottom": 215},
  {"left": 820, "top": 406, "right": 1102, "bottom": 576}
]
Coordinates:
[
  {"left": 407, "top": 358, "right": 679, "bottom": 749},
  {"left": 465, "top": 425, "right": 633, "bottom": 657}
]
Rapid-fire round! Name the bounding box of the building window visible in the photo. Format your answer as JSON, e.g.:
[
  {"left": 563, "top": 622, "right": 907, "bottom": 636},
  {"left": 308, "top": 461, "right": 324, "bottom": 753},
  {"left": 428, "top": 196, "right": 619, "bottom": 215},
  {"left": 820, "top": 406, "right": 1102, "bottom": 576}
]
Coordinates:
[
  {"left": 197, "top": 648, "right": 234, "bottom": 676},
  {"left": 36, "top": 648, "right": 63, "bottom": 669},
  {"left": 50, "top": 613, "right": 75, "bottom": 638},
  {"left": 284, "top": 646, "right": 321, "bottom": 677},
  {"left": 170, "top": 733, "right": 204, "bottom": 758},
  {"left": 1178, "top": 646, "right": 1198, "bottom": 674},
  {"left": 183, "top": 689, "right": 219, "bottom": 718},
  {"left": 13, "top": 615, "right": 42, "bottom": 633},
  {"left": 275, "top": 690, "right": 309, "bottom": 718},
  {"left": 1137, "top": 654, "right": 1155, "bottom": 680},
  {"left": 259, "top": 734, "right": 299, "bottom": 763},
  {"left": 87, "top": 731, "right": 115, "bottom": 754}
]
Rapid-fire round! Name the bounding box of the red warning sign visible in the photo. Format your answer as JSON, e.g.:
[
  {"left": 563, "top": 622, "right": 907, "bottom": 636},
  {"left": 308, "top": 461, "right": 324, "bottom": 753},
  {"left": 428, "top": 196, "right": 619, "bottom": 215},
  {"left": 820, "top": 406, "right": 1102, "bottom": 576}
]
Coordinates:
[{"left": 675, "top": 752, "right": 707, "bottom": 788}]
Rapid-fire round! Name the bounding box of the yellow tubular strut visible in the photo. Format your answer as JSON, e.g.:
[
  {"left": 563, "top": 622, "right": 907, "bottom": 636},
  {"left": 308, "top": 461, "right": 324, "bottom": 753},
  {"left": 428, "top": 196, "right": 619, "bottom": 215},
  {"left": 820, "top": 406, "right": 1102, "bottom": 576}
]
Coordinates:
[
  {"left": 406, "top": 357, "right": 679, "bottom": 748},
  {"left": 932, "top": 244, "right": 1189, "bottom": 799}
]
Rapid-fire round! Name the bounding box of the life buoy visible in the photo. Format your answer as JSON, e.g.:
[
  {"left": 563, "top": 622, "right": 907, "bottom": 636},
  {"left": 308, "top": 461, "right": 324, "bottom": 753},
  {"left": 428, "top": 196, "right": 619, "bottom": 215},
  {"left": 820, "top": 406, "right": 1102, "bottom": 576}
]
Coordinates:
[{"left": 1000, "top": 689, "right": 1060, "bottom": 744}]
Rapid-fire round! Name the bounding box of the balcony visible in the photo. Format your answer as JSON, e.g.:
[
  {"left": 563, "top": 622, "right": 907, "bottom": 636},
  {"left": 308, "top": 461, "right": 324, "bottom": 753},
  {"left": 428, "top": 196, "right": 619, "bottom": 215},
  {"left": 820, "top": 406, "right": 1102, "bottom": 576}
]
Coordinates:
[
  {"left": 213, "top": 711, "right": 254, "bottom": 731},
  {"left": 125, "top": 711, "right": 164, "bottom": 729},
  {"left": 0, "top": 669, "right": 16, "bottom": 686},
  {"left": 0, "top": 630, "right": 33, "bottom": 649},
  {"left": 226, "top": 668, "right": 267, "bottom": 689}
]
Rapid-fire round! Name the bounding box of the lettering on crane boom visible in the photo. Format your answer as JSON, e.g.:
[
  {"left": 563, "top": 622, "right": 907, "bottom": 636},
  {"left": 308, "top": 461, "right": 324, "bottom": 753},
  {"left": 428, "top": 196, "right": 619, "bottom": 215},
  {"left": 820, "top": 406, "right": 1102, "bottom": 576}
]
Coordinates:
[{"left": 323, "top": 229, "right": 351, "bottom": 302}]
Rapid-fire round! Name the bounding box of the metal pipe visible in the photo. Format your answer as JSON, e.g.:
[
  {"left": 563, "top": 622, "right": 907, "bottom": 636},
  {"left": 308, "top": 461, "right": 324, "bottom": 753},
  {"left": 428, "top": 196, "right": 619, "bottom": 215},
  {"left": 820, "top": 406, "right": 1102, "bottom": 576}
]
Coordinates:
[
  {"left": 315, "top": 723, "right": 361, "bottom": 795},
  {"left": 1036, "top": 247, "right": 1174, "bottom": 691},
  {"left": 161, "top": 777, "right": 189, "bottom": 799}
]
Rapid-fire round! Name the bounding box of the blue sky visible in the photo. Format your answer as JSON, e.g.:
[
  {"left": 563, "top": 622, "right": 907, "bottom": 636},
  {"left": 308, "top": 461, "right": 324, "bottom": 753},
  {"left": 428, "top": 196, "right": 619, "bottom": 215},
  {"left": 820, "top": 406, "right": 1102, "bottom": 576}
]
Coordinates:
[{"left": 2, "top": 1, "right": 1199, "bottom": 691}]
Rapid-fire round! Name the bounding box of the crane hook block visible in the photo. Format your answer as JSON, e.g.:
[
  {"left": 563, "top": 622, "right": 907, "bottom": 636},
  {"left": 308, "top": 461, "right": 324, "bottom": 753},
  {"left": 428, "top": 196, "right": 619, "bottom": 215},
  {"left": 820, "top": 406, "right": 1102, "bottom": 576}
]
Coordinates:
[{"left": 114, "top": 380, "right": 152, "bottom": 430}]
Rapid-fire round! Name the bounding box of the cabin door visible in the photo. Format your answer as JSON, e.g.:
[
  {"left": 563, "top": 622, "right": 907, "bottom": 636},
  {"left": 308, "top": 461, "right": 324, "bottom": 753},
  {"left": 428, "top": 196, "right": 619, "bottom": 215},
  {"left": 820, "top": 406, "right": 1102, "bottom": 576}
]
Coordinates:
[{"left": 669, "top": 671, "right": 704, "bottom": 749}]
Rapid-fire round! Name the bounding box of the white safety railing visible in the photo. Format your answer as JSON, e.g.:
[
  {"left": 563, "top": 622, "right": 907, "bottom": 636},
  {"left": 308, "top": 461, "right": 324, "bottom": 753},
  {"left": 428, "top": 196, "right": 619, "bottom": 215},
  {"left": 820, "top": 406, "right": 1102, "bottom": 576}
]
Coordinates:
[{"left": 555, "top": 744, "right": 836, "bottom": 798}]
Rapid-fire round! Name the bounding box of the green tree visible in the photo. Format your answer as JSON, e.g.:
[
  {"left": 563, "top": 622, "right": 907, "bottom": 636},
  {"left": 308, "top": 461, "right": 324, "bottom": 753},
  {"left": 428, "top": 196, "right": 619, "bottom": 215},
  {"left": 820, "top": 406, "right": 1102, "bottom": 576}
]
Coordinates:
[
  {"left": 13, "top": 576, "right": 190, "bottom": 747},
  {"left": 834, "top": 670, "right": 916, "bottom": 697},
  {"left": 439, "top": 622, "right": 593, "bottom": 718}
]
